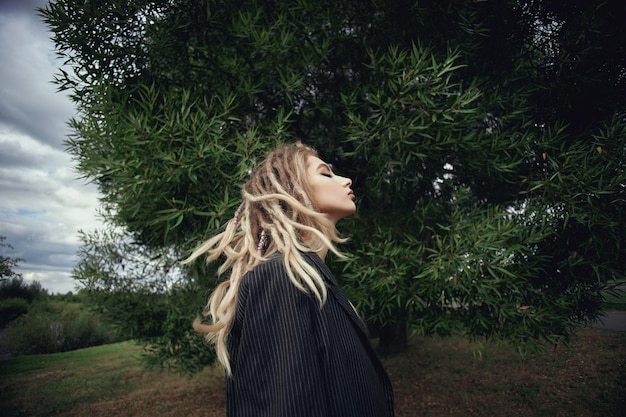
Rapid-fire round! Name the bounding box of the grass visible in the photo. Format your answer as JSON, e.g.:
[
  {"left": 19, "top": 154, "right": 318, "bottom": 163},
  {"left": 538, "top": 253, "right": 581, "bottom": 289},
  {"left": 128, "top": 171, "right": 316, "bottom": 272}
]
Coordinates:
[
  {"left": 1, "top": 328, "right": 625, "bottom": 417},
  {"left": 0, "top": 342, "right": 146, "bottom": 416}
]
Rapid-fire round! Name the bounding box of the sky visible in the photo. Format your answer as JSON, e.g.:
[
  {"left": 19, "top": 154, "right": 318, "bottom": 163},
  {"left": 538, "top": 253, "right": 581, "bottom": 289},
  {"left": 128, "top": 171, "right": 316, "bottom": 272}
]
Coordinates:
[{"left": 0, "top": 0, "right": 101, "bottom": 294}]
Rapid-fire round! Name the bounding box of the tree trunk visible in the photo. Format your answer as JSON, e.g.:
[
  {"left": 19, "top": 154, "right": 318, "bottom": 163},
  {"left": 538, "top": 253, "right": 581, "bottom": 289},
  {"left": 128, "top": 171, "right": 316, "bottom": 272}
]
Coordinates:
[{"left": 377, "top": 315, "right": 408, "bottom": 355}]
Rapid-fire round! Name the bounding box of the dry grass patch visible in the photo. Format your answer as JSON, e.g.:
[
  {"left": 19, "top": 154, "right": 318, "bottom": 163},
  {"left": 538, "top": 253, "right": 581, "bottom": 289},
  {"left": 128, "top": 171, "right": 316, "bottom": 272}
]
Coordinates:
[
  {"left": 388, "top": 329, "right": 626, "bottom": 417},
  {"left": 1, "top": 329, "right": 625, "bottom": 417}
]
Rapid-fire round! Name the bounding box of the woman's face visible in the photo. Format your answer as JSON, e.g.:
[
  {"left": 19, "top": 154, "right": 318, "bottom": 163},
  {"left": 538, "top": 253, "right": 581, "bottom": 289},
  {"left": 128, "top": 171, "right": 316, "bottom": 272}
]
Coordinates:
[{"left": 306, "top": 156, "right": 356, "bottom": 224}]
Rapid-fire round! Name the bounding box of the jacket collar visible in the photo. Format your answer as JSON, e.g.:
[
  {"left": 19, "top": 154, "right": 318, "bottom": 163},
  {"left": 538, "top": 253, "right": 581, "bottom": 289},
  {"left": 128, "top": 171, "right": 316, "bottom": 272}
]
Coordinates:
[
  {"left": 301, "top": 251, "right": 366, "bottom": 332},
  {"left": 301, "top": 251, "right": 339, "bottom": 287}
]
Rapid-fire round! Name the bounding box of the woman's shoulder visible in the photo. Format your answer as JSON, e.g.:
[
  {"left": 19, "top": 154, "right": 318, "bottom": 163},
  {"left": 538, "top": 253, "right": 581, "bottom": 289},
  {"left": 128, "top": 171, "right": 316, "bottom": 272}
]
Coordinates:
[
  {"left": 245, "top": 252, "right": 284, "bottom": 275},
  {"left": 240, "top": 251, "right": 320, "bottom": 294},
  {"left": 240, "top": 253, "right": 287, "bottom": 289}
]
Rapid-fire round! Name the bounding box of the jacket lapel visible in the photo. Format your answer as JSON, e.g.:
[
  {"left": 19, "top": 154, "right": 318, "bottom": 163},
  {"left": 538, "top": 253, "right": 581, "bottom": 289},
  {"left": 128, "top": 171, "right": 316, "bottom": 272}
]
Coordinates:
[{"left": 301, "top": 251, "right": 367, "bottom": 333}]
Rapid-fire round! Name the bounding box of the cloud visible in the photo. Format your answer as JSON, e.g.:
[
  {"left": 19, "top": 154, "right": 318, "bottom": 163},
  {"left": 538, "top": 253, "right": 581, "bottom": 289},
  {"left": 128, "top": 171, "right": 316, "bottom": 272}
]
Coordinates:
[
  {"left": 0, "top": 3, "right": 76, "bottom": 151},
  {"left": 0, "top": 1, "right": 101, "bottom": 294},
  {"left": 0, "top": 133, "right": 45, "bottom": 169},
  {"left": 0, "top": 0, "right": 49, "bottom": 13}
]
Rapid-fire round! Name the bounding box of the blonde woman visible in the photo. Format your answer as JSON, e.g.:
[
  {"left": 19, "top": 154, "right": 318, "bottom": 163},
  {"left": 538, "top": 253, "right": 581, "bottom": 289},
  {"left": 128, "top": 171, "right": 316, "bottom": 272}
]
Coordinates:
[{"left": 185, "top": 142, "right": 394, "bottom": 417}]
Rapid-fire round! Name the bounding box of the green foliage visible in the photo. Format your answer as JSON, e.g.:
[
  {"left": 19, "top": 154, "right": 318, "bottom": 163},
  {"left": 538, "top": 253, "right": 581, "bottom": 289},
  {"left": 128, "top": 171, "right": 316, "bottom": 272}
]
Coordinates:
[
  {"left": 2, "top": 300, "right": 121, "bottom": 356},
  {"left": 0, "top": 235, "right": 25, "bottom": 283},
  {"left": 602, "top": 284, "right": 626, "bottom": 311},
  {"left": 0, "top": 298, "right": 30, "bottom": 327},
  {"left": 343, "top": 199, "right": 562, "bottom": 348},
  {"left": 0, "top": 276, "right": 48, "bottom": 303},
  {"left": 0, "top": 244, "right": 49, "bottom": 325},
  {"left": 139, "top": 293, "right": 217, "bottom": 375},
  {"left": 72, "top": 226, "right": 216, "bottom": 372},
  {"left": 525, "top": 115, "right": 626, "bottom": 289},
  {"left": 40, "top": 0, "right": 626, "bottom": 373}
]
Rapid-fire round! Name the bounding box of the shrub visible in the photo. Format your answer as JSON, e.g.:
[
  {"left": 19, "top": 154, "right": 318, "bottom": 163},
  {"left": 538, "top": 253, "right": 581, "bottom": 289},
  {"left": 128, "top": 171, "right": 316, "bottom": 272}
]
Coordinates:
[
  {"left": 1, "top": 301, "right": 122, "bottom": 355},
  {"left": 0, "top": 297, "right": 29, "bottom": 327}
]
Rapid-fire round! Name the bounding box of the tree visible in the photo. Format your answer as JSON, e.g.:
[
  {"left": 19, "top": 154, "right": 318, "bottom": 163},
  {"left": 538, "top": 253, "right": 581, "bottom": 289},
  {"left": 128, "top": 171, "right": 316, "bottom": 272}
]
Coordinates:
[
  {"left": 0, "top": 235, "right": 48, "bottom": 326},
  {"left": 73, "top": 226, "right": 215, "bottom": 372},
  {"left": 0, "top": 235, "right": 23, "bottom": 283},
  {"left": 40, "top": 0, "right": 626, "bottom": 371}
]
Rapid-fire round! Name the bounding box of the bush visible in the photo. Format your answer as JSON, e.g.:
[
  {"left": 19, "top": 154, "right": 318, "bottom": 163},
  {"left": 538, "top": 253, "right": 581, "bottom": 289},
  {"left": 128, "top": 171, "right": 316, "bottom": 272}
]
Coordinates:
[
  {"left": 603, "top": 285, "right": 626, "bottom": 311},
  {"left": 1, "top": 300, "right": 122, "bottom": 355},
  {"left": 0, "top": 297, "right": 29, "bottom": 327}
]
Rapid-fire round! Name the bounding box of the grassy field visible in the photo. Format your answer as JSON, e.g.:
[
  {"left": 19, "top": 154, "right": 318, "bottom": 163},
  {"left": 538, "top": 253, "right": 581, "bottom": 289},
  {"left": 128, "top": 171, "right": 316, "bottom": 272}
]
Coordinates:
[{"left": 1, "top": 327, "right": 625, "bottom": 417}]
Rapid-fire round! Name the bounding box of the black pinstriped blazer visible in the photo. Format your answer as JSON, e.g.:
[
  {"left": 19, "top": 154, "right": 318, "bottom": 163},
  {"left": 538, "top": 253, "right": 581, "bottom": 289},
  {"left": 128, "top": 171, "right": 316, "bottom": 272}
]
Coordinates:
[{"left": 225, "top": 251, "right": 395, "bottom": 417}]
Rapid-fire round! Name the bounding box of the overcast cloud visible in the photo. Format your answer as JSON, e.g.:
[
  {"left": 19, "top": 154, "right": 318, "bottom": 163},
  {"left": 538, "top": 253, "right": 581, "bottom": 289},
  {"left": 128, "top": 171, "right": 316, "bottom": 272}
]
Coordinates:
[{"left": 0, "top": 0, "right": 101, "bottom": 294}]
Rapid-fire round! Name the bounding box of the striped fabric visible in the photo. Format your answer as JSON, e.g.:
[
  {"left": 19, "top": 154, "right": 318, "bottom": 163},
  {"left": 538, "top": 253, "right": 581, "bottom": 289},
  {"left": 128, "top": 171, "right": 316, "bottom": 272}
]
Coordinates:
[{"left": 226, "top": 251, "right": 395, "bottom": 417}]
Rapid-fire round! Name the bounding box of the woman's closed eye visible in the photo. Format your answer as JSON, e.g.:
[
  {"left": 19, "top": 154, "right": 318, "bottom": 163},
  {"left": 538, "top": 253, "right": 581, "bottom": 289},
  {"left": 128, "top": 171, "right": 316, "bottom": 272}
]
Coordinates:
[{"left": 321, "top": 172, "right": 333, "bottom": 178}]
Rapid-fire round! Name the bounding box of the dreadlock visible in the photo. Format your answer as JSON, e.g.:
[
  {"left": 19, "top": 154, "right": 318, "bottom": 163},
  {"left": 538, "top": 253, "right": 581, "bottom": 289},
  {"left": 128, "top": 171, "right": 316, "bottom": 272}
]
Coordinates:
[{"left": 183, "top": 142, "right": 347, "bottom": 374}]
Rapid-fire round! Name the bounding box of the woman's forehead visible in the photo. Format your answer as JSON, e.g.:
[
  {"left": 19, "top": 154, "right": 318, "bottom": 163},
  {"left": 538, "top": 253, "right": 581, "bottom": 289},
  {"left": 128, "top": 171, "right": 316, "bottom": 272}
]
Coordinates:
[{"left": 306, "top": 155, "right": 330, "bottom": 170}]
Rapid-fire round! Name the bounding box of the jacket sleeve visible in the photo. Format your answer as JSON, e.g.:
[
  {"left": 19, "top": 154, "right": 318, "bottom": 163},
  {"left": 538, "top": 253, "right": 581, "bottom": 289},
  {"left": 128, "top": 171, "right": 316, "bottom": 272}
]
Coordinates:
[{"left": 227, "top": 259, "right": 329, "bottom": 417}]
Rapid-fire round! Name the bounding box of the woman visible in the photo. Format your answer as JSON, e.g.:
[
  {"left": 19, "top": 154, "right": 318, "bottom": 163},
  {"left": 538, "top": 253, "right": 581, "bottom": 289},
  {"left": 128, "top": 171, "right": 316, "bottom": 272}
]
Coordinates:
[{"left": 185, "top": 142, "right": 394, "bottom": 417}]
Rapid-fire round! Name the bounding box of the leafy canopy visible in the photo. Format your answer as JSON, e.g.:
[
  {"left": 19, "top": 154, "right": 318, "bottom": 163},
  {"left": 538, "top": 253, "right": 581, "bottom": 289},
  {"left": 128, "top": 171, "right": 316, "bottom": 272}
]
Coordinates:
[{"left": 40, "top": 0, "right": 626, "bottom": 372}]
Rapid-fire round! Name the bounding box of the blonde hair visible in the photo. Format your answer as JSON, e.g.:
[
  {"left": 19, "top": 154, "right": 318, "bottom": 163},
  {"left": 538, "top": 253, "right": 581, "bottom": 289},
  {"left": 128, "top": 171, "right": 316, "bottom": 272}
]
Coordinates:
[{"left": 183, "top": 142, "right": 347, "bottom": 374}]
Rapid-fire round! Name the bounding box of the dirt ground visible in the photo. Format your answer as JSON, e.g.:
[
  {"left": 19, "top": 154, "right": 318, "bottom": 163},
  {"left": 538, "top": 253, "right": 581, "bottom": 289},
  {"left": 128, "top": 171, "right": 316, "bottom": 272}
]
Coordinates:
[{"left": 63, "top": 328, "right": 626, "bottom": 417}]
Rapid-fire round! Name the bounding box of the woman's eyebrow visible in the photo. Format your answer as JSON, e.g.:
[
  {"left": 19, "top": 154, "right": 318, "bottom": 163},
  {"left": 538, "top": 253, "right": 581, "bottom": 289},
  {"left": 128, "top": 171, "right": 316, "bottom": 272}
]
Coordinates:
[{"left": 317, "top": 163, "right": 333, "bottom": 172}]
